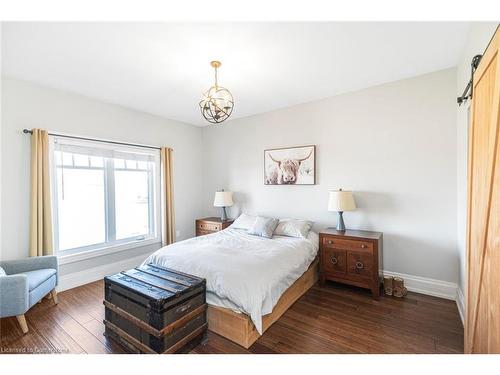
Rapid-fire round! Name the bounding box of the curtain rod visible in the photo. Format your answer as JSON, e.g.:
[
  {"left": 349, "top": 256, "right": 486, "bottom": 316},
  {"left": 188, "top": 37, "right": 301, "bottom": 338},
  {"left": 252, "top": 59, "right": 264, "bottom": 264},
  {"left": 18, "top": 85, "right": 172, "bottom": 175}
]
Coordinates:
[{"left": 23, "top": 129, "right": 163, "bottom": 151}]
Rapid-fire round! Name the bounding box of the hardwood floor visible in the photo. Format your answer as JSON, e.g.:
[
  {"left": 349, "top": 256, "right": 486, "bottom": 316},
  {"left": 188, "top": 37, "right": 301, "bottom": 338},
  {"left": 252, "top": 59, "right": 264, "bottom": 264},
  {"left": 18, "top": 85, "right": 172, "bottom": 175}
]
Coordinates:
[{"left": 0, "top": 280, "right": 464, "bottom": 354}]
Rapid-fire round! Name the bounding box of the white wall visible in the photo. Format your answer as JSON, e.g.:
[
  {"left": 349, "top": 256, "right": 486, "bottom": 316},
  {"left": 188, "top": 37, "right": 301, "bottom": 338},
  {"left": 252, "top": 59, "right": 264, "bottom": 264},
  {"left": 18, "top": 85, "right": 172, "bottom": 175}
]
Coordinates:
[
  {"left": 0, "top": 78, "right": 204, "bottom": 277},
  {"left": 456, "top": 23, "right": 498, "bottom": 296},
  {"left": 202, "top": 69, "right": 459, "bottom": 283}
]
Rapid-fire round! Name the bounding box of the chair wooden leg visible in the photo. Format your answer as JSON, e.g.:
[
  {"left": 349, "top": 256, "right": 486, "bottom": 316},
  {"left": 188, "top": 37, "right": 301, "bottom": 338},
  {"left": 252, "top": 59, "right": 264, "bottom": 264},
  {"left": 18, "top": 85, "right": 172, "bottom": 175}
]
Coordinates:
[
  {"left": 50, "top": 289, "right": 58, "bottom": 305},
  {"left": 16, "top": 314, "right": 29, "bottom": 334}
]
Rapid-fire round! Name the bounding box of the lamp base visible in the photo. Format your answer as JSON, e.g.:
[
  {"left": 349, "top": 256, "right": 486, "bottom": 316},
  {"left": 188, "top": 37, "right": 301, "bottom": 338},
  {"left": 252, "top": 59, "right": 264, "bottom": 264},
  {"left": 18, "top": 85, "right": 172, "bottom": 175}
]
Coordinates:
[
  {"left": 336, "top": 211, "right": 346, "bottom": 231},
  {"left": 220, "top": 207, "right": 228, "bottom": 221}
]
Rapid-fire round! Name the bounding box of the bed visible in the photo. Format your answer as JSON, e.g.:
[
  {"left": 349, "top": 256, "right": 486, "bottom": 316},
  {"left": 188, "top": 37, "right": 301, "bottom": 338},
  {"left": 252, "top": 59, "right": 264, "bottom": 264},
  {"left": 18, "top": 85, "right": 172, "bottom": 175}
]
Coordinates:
[{"left": 143, "top": 227, "right": 319, "bottom": 348}]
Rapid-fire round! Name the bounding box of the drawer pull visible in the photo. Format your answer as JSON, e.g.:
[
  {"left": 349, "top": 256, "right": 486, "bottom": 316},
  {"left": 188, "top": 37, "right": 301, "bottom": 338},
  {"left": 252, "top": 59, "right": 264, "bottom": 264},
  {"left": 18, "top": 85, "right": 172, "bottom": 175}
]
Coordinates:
[
  {"left": 355, "top": 261, "right": 364, "bottom": 270},
  {"left": 328, "top": 240, "right": 333, "bottom": 244},
  {"left": 200, "top": 224, "right": 204, "bottom": 228},
  {"left": 361, "top": 244, "right": 367, "bottom": 249},
  {"left": 331, "top": 257, "right": 338, "bottom": 265}
]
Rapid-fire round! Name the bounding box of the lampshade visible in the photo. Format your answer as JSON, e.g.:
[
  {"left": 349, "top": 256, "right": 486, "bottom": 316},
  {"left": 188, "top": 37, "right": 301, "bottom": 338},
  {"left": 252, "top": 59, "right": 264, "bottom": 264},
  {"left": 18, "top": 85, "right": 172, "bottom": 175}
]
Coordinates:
[
  {"left": 213, "top": 191, "right": 234, "bottom": 207},
  {"left": 328, "top": 190, "right": 356, "bottom": 212}
]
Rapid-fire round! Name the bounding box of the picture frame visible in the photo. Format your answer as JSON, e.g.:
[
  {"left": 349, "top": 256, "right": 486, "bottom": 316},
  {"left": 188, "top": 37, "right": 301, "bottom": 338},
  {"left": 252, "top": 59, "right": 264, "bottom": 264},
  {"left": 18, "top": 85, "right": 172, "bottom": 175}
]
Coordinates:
[{"left": 264, "top": 145, "right": 316, "bottom": 185}]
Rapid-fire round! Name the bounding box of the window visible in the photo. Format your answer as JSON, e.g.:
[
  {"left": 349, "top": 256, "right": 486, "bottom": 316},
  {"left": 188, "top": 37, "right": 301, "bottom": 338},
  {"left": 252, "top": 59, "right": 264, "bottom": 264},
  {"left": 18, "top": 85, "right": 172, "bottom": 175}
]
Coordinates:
[{"left": 50, "top": 136, "right": 161, "bottom": 259}]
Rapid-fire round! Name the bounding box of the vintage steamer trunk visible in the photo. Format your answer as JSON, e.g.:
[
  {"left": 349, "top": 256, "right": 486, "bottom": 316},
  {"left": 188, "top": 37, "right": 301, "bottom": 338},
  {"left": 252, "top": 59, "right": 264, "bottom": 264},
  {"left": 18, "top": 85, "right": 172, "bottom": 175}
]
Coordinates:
[{"left": 103, "top": 264, "right": 207, "bottom": 354}]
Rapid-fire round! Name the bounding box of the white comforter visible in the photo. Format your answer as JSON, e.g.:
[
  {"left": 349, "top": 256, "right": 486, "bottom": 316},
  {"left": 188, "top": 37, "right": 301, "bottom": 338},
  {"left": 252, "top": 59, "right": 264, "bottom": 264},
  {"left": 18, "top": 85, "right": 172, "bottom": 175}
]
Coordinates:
[{"left": 143, "top": 228, "right": 318, "bottom": 334}]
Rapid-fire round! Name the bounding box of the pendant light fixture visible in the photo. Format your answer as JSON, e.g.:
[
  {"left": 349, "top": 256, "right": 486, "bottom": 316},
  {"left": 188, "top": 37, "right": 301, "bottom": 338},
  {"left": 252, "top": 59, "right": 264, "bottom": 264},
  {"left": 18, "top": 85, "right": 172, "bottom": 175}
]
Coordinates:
[{"left": 199, "top": 61, "right": 234, "bottom": 124}]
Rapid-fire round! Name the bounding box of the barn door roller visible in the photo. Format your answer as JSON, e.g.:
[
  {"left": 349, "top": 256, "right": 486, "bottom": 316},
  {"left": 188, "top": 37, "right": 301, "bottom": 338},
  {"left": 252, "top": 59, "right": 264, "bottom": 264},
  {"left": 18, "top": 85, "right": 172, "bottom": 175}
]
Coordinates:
[{"left": 457, "top": 54, "right": 482, "bottom": 106}]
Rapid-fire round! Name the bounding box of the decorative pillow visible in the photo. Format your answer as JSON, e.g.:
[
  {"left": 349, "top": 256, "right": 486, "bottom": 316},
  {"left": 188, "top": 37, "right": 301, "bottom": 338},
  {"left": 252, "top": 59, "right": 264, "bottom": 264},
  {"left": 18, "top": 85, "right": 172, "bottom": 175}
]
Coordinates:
[
  {"left": 274, "top": 218, "right": 313, "bottom": 238},
  {"left": 0, "top": 266, "right": 6, "bottom": 276},
  {"left": 230, "top": 213, "right": 257, "bottom": 231},
  {"left": 247, "top": 216, "right": 279, "bottom": 238}
]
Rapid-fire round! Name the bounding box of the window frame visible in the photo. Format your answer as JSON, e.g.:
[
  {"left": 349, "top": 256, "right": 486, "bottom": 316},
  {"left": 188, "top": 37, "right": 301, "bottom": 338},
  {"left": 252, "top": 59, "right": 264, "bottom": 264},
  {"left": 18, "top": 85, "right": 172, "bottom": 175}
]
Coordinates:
[{"left": 49, "top": 136, "right": 162, "bottom": 264}]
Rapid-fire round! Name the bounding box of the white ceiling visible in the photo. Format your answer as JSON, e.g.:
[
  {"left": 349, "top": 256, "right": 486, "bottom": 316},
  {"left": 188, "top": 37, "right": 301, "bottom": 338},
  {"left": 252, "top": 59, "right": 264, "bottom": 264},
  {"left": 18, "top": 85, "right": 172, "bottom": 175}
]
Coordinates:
[{"left": 1, "top": 22, "right": 470, "bottom": 126}]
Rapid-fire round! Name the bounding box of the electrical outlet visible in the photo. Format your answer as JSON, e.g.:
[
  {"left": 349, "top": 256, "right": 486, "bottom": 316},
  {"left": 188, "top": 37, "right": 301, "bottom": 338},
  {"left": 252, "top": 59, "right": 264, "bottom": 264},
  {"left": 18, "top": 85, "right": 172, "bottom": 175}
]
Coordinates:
[{"left": 176, "top": 230, "right": 181, "bottom": 238}]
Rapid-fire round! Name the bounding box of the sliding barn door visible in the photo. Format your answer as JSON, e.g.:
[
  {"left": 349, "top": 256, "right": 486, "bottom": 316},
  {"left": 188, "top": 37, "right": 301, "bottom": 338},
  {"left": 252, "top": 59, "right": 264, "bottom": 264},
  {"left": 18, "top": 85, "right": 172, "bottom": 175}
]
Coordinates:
[{"left": 466, "top": 26, "right": 500, "bottom": 354}]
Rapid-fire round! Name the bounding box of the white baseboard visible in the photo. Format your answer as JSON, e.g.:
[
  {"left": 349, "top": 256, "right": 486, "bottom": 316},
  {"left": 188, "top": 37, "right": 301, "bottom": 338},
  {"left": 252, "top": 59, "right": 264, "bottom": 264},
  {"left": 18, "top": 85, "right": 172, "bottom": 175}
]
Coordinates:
[
  {"left": 381, "top": 271, "right": 465, "bottom": 324},
  {"left": 456, "top": 287, "right": 465, "bottom": 325},
  {"left": 381, "top": 270, "right": 458, "bottom": 300},
  {"left": 57, "top": 252, "right": 152, "bottom": 292}
]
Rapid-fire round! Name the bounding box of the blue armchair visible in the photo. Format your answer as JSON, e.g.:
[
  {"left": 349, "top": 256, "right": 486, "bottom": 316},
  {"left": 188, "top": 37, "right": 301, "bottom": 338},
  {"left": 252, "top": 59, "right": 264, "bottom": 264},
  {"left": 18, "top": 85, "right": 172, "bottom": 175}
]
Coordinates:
[{"left": 0, "top": 255, "right": 59, "bottom": 333}]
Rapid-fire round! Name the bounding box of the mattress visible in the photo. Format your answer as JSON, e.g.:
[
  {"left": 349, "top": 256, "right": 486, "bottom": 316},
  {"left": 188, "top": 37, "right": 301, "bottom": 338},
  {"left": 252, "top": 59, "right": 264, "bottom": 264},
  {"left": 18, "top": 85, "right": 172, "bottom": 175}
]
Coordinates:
[{"left": 142, "top": 228, "right": 319, "bottom": 334}]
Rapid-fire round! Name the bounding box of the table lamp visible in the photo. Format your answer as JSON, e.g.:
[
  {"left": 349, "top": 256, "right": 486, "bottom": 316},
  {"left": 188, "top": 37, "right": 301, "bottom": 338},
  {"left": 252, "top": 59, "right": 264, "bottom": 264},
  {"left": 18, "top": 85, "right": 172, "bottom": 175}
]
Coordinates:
[
  {"left": 213, "top": 190, "right": 233, "bottom": 221},
  {"left": 328, "top": 189, "right": 356, "bottom": 231}
]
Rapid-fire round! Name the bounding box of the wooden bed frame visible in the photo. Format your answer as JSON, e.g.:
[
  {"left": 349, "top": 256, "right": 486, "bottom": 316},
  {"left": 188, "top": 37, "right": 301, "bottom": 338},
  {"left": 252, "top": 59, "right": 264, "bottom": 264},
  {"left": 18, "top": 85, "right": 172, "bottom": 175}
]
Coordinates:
[{"left": 206, "top": 257, "right": 319, "bottom": 348}]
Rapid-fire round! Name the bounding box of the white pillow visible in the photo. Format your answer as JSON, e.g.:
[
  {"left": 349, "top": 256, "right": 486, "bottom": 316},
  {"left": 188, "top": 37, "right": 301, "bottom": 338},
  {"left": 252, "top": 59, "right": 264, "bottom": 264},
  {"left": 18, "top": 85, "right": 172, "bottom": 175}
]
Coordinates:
[
  {"left": 274, "top": 218, "right": 313, "bottom": 239},
  {"left": 247, "top": 216, "right": 279, "bottom": 238},
  {"left": 230, "top": 213, "right": 257, "bottom": 231}
]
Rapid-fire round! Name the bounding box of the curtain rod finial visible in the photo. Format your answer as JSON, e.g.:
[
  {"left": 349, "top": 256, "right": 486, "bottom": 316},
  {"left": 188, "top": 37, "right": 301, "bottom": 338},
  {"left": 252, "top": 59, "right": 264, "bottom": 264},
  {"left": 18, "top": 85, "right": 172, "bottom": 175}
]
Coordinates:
[{"left": 23, "top": 129, "right": 33, "bottom": 134}]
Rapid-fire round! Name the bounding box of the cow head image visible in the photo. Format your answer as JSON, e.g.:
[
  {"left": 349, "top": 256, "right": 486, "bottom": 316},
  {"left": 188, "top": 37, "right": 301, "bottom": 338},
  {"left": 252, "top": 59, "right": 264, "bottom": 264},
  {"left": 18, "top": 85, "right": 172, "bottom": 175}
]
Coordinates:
[{"left": 268, "top": 150, "right": 312, "bottom": 184}]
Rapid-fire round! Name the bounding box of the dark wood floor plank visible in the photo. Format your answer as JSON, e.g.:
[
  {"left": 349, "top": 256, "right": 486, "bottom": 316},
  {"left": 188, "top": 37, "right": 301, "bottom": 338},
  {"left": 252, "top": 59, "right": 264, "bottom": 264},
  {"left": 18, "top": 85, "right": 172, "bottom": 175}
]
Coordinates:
[
  {"left": 248, "top": 341, "right": 278, "bottom": 354},
  {"left": 25, "top": 301, "right": 85, "bottom": 354},
  {"left": 71, "top": 285, "right": 106, "bottom": 321},
  {"left": 56, "top": 293, "right": 96, "bottom": 326},
  {"left": 195, "top": 331, "right": 251, "bottom": 354},
  {"left": 435, "top": 342, "right": 464, "bottom": 354},
  {"left": 82, "top": 319, "right": 126, "bottom": 354},
  {"left": 0, "top": 315, "right": 55, "bottom": 354},
  {"left": 191, "top": 343, "right": 225, "bottom": 354},
  {"left": 0, "top": 279, "right": 464, "bottom": 354},
  {"left": 265, "top": 324, "right": 352, "bottom": 354},
  {"left": 296, "top": 298, "right": 444, "bottom": 352},
  {"left": 47, "top": 306, "right": 111, "bottom": 354},
  {"left": 279, "top": 310, "right": 389, "bottom": 353},
  {"left": 1, "top": 316, "right": 25, "bottom": 345},
  {"left": 300, "top": 291, "right": 462, "bottom": 343}
]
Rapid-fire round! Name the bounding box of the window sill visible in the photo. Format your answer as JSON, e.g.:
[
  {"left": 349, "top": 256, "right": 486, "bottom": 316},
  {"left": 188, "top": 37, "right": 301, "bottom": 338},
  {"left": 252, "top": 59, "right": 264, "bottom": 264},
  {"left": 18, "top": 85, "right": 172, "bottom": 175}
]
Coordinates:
[{"left": 57, "top": 238, "right": 162, "bottom": 265}]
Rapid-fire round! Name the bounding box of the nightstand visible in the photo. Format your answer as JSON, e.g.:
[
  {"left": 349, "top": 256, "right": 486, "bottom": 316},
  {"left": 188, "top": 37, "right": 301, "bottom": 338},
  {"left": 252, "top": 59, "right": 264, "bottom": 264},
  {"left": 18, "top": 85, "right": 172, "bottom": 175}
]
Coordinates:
[
  {"left": 195, "top": 217, "right": 234, "bottom": 237},
  {"left": 319, "top": 229, "right": 383, "bottom": 299}
]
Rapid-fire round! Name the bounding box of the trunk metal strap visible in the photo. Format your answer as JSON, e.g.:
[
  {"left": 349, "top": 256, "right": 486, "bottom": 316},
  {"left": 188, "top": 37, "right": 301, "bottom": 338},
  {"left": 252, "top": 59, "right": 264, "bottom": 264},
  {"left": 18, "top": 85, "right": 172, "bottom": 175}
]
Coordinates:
[
  {"left": 103, "top": 300, "right": 207, "bottom": 338},
  {"left": 136, "top": 266, "right": 193, "bottom": 287},
  {"left": 121, "top": 270, "right": 180, "bottom": 293}
]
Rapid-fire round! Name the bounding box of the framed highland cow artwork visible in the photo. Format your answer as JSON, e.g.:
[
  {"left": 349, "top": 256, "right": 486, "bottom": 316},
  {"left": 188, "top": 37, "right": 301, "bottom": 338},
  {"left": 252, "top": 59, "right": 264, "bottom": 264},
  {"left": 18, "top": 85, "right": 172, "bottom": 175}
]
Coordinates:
[{"left": 264, "top": 145, "right": 315, "bottom": 185}]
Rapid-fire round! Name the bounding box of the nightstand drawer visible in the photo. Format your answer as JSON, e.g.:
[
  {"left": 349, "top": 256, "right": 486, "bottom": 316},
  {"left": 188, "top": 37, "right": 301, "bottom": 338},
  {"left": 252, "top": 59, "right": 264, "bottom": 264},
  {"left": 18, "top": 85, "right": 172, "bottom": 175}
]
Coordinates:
[
  {"left": 322, "top": 248, "right": 346, "bottom": 276},
  {"left": 196, "top": 229, "right": 214, "bottom": 236},
  {"left": 346, "top": 250, "right": 374, "bottom": 278},
  {"left": 322, "top": 237, "right": 373, "bottom": 252},
  {"left": 195, "top": 217, "right": 234, "bottom": 237},
  {"left": 196, "top": 222, "right": 221, "bottom": 232}
]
